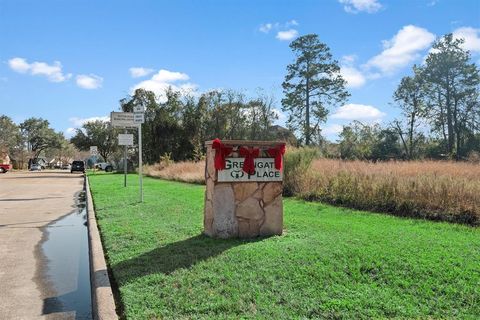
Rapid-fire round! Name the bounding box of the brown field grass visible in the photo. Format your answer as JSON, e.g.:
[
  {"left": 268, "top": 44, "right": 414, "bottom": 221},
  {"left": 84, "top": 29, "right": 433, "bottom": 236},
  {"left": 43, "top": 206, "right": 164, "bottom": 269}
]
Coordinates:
[
  {"left": 144, "top": 161, "right": 204, "bottom": 184},
  {"left": 288, "top": 159, "right": 480, "bottom": 225},
  {"left": 144, "top": 153, "right": 480, "bottom": 225}
]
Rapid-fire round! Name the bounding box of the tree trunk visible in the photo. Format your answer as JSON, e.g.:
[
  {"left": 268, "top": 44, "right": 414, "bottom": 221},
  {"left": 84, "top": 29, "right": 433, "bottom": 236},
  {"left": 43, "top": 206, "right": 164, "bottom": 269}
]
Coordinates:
[
  {"left": 408, "top": 109, "right": 416, "bottom": 159},
  {"left": 438, "top": 90, "right": 448, "bottom": 154},
  {"left": 305, "top": 76, "right": 311, "bottom": 145},
  {"left": 395, "top": 122, "right": 409, "bottom": 157},
  {"left": 446, "top": 82, "right": 455, "bottom": 157}
]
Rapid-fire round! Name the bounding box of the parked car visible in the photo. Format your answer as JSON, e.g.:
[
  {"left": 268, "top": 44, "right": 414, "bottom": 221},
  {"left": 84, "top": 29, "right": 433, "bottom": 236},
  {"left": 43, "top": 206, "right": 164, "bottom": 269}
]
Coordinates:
[
  {"left": 61, "top": 164, "right": 71, "bottom": 170},
  {"left": 0, "top": 164, "right": 12, "bottom": 173},
  {"left": 71, "top": 161, "right": 85, "bottom": 173},
  {"left": 95, "top": 162, "right": 114, "bottom": 172},
  {"left": 30, "top": 164, "right": 42, "bottom": 171}
]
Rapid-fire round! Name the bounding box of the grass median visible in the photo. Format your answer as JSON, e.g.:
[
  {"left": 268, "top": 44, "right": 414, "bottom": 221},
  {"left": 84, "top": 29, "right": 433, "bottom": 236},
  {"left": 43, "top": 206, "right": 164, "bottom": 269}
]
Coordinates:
[{"left": 88, "top": 173, "right": 480, "bottom": 319}]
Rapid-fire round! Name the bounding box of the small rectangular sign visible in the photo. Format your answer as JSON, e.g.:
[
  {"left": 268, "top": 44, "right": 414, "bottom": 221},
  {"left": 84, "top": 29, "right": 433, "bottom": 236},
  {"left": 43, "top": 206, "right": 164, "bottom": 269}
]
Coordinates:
[
  {"left": 118, "top": 134, "right": 134, "bottom": 146},
  {"left": 217, "top": 158, "right": 283, "bottom": 182},
  {"left": 134, "top": 105, "right": 145, "bottom": 113},
  {"left": 111, "top": 112, "right": 137, "bottom": 128},
  {"left": 90, "top": 146, "right": 98, "bottom": 155},
  {"left": 134, "top": 113, "right": 145, "bottom": 124}
]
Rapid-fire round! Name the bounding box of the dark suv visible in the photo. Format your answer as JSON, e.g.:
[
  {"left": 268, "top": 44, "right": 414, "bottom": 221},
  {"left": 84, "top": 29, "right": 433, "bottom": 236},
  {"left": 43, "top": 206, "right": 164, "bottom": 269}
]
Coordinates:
[{"left": 71, "top": 161, "right": 85, "bottom": 173}]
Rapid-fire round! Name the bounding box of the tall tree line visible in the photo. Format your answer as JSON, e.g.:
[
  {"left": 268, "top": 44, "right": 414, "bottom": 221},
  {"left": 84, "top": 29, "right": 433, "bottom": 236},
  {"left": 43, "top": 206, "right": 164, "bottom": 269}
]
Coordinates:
[
  {"left": 116, "top": 88, "right": 284, "bottom": 164},
  {"left": 0, "top": 116, "right": 76, "bottom": 168},
  {"left": 392, "top": 34, "right": 480, "bottom": 160},
  {"left": 69, "top": 32, "right": 479, "bottom": 164}
]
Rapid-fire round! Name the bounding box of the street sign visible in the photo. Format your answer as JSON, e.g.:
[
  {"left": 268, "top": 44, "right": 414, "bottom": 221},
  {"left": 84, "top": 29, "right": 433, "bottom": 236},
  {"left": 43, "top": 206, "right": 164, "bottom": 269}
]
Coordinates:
[
  {"left": 110, "top": 112, "right": 137, "bottom": 128},
  {"left": 134, "top": 105, "right": 145, "bottom": 113},
  {"left": 90, "top": 146, "right": 98, "bottom": 155},
  {"left": 134, "top": 113, "right": 145, "bottom": 124},
  {"left": 118, "top": 134, "right": 134, "bottom": 146}
]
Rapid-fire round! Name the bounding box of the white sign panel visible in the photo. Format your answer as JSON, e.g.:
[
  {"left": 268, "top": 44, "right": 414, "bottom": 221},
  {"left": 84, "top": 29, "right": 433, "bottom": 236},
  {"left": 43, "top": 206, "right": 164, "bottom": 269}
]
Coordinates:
[
  {"left": 90, "top": 146, "right": 98, "bottom": 155},
  {"left": 134, "top": 113, "right": 145, "bottom": 124},
  {"left": 111, "top": 112, "right": 137, "bottom": 128},
  {"left": 217, "top": 158, "right": 283, "bottom": 182},
  {"left": 134, "top": 105, "right": 145, "bottom": 113},
  {"left": 118, "top": 134, "right": 134, "bottom": 146}
]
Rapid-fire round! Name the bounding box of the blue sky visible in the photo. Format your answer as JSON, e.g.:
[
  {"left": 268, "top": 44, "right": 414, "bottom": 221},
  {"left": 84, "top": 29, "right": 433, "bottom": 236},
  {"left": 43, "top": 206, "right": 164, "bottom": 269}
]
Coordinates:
[{"left": 1, "top": 0, "right": 479, "bottom": 141}]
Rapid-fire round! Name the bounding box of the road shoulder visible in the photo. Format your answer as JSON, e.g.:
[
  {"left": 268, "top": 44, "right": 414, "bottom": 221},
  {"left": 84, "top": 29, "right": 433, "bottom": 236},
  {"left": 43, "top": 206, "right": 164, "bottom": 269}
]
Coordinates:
[{"left": 86, "top": 176, "right": 118, "bottom": 320}]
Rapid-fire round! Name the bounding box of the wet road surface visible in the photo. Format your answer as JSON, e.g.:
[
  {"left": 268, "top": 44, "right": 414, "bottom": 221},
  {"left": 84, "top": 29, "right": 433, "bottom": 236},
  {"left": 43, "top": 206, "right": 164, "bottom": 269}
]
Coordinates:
[{"left": 0, "top": 170, "right": 92, "bottom": 319}]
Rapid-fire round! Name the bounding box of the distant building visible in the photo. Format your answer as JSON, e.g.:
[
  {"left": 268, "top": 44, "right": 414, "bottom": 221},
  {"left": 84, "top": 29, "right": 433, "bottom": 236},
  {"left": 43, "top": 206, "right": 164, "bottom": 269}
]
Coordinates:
[
  {"left": 0, "top": 151, "right": 10, "bottom": 165},
  {"left": 268, "top": 125, "right": 298, "bottom": 146}
]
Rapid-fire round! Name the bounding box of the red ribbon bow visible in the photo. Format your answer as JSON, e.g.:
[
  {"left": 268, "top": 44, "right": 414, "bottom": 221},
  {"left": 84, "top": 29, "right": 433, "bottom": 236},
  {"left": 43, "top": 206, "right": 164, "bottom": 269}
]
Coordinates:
[
  {"left": 239, "top": 147, "right": 260, "bottom": 175},
  {"left": 267, "top": 144, "right": 286, "bottom": 170},
  {"left": 212, "top": 138, "right": 233, "bottom": 170}
]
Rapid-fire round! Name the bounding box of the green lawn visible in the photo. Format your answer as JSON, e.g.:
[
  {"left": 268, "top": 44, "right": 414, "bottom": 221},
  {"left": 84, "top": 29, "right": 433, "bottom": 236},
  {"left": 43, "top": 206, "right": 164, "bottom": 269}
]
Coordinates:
[{"left": 88, "top": 173, "right": 480, "bottom": 319}]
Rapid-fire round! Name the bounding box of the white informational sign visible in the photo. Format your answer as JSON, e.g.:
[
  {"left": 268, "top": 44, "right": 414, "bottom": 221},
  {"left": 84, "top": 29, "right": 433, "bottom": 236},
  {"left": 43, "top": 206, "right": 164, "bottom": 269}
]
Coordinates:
[
  {"left": 111, "top": 112, "right": 137, "bottom": 128},
  {"left": 134, "top": 105, "right": 145, "bottom": 113},
  {"left": 217, "top": 158, "right": 283, "bottom": 182},
  {"left": 90, "top": 146, "right": 98, "bottom": 155},
  {"left": 134, "top": 113, "right": 145, "bottom": 124},
  {"left": 118, "top": 134, "right": 134, "bottom": 146}
]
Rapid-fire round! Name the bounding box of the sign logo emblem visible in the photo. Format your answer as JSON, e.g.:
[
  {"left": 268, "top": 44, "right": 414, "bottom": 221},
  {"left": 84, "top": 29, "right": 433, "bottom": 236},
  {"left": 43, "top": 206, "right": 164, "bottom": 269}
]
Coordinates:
[{"left": 230, "top": 170, "right": 245, "bottom": 179}]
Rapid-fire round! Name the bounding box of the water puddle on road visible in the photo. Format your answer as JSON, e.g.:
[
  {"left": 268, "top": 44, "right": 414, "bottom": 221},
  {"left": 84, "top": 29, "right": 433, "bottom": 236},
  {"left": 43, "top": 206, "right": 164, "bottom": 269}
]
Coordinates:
[{"left": 41, "top": 191, "right": 92, "bottom": 319}]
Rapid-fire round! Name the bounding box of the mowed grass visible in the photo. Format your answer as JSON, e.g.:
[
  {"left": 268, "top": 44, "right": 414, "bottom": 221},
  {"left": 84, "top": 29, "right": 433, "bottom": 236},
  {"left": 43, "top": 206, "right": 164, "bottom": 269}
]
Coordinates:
[{"left": 88, "top": 174, "right": 480, "bottom": 319}]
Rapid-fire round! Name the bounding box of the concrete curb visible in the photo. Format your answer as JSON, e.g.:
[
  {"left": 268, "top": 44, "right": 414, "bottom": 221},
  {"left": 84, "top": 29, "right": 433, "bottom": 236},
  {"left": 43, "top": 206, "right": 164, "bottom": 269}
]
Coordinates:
[{"left": 85, "top": 176, "right": 119, "bottom": 320}]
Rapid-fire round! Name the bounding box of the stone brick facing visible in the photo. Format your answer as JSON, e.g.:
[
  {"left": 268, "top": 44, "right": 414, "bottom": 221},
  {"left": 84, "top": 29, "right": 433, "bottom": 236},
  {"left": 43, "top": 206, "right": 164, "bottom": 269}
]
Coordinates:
[{"left": 204, "top": 141, "right": 284, "bottom": 238}]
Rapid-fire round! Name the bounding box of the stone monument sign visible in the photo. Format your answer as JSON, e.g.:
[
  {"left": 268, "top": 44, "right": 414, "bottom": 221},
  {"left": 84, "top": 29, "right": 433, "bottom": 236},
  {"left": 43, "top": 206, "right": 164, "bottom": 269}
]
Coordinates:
[{"left": 204, "top": 139, "right": 286, "bottom": 238}]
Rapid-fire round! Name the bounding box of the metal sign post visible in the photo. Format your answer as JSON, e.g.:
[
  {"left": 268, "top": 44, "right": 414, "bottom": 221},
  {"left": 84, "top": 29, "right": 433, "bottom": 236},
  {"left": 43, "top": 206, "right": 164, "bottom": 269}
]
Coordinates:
[
  {"left": 133, "top": 106, "right": 145, "bottom": 202},
  {"left": 138, "top": 124, "right": 143, "bottom": 202},
  {"left": 111, "top": 110, "right": 144, "bottom": 201},
  {"left": 124, "top": 130, "right": 127, "bottom": 187}
]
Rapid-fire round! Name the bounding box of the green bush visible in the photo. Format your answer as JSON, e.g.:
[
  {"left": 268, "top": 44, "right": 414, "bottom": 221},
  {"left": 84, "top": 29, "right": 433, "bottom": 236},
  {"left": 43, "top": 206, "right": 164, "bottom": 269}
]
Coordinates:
[{"left": 283, "top": 146, "right": 320, "bottom": 196}]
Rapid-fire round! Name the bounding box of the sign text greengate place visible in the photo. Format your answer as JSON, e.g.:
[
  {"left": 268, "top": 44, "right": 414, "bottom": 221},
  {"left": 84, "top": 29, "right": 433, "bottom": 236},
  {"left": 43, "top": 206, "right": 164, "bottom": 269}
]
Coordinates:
[{"left": 217, "top": 158, "right": 283, "bottom": 182}]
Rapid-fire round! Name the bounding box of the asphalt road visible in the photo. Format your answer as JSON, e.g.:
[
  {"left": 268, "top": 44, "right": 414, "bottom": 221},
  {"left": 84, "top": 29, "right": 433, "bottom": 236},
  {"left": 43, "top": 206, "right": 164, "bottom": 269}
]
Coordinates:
[{"left": 0, "top": 170, "right": 90, "bottom": 319}]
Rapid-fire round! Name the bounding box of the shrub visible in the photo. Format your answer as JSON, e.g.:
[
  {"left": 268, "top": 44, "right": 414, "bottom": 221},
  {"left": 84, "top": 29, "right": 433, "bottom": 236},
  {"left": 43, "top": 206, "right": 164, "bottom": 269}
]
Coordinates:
[{"left": 283, "top": 146, "right": 321, "bottom": 196}]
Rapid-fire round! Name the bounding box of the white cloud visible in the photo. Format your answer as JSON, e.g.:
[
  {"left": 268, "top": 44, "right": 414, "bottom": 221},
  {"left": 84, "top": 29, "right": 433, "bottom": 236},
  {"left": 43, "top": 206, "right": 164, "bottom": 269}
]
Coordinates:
[
  {"left": 8, "top": 57, "right": 30, "bottom": 73},
  {"left": 259, "top": 23, "right": 273, "bottom": 33},
  {"left": 76, "top": 74, "right": 103, "bottom": 89},
  {"left": 66, "top": 116, "right": 109, "bottom": 137},
  {"left": 69, "top": 116, "right": 109, "bottom": 127},
  {"left": 339, "top": 0, "right": 382, "bottom": 13},
  {"left": 131, "top": 69, "right": 197, "bottom": 102},
  {"left": 129, "top": 67, "right": 155, "bottom": 78},
  {"left": 366, "top": 25, "right": 435, "bottom": 74},
  {"left": 332, "top": 104, "right": 386, "bottom": 121},
  {"left": 323, "top": 124, "right": 344, "bottom": 135},
  {"left": 276, "top": 29, "right": 299, "bottom": 41},
  {"left": 341, "top": 66, "right": 366, "bottom": 88},
  {"left": 151, "top": 69, "right": 189, "bottom": 82},
  {"left": 64, "top": 127, "right": 77, "bottom": 137},
  {"left": 453, "top": 27, "right": 480, "bottom": 54},
  {"left": 286, "top": 20, "right": 299, "bottom": 27},
  {"left": 259, "top": 20, "right": 299, "bottom": 40},
  {"left": 8, "top": 57, "right": 71, "bottom": 82},
  {"left": 340, "top": 55, "right": 366, "bottom": 88}
]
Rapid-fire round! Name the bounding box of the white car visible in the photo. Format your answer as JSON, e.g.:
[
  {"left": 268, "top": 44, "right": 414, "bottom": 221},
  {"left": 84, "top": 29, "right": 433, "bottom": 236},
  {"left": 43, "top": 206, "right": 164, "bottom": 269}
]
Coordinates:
[
  {"left": 95, "top": 162, "right": 114, "bottom": 172},
  {"left": 30, "top": 164, "right": 42, "bottom": 171}
]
